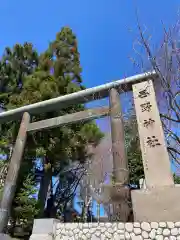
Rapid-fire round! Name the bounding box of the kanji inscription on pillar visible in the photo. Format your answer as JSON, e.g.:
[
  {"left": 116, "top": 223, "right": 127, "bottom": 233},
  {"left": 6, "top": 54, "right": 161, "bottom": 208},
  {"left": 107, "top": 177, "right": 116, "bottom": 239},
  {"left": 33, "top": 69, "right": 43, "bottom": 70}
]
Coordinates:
[
  {"left": 143, "top": 118, "right": 155, "bottom": 128},
  {"left": 132, "top": 79, "right": 174, "bottom": 188},
  {"left": 146, "top": 136, "right": 161, "bottom": 147},
  {"left": 140, "top": 102, "right": 152, "bottom": 112},
  {"left": 138, "top": 86, "right": 150, "bottom": 98}
]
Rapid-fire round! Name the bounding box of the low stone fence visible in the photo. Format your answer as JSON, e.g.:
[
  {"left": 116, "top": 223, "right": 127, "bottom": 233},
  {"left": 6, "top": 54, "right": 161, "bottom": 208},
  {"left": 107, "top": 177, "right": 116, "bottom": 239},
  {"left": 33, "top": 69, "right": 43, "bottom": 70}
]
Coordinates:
[{"left": 30, "top": 219, "right": 180, "bottom": 239}]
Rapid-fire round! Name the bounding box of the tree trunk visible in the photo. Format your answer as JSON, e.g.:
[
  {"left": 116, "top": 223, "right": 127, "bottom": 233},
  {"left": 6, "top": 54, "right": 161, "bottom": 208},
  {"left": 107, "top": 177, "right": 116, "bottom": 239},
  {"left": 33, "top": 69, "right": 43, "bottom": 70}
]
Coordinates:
[
  {"left": 38, "top": 158, "right": 52, "bottom": 218},
  {"left": 44, "top": 180, "right": 57, "bottom": 218}
]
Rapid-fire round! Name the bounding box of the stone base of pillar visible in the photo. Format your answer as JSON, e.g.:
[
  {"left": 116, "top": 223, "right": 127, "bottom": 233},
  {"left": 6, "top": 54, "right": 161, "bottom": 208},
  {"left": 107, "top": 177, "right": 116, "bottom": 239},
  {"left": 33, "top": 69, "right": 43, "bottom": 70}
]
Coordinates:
[
  {"left": 131, "top": 185, "right": 180, "bottom": 221},
  {"left": 101, "top": 183, "right": 130, "bottom": 202},
  {"left": 101, "top": 183, "right": 130, "bottom": 222},
  {"left": 0, "top": 234, "right": 18, "bottom": 240},
  {"left": 29, "top": 218, "right": 60, "bottom": 240}
]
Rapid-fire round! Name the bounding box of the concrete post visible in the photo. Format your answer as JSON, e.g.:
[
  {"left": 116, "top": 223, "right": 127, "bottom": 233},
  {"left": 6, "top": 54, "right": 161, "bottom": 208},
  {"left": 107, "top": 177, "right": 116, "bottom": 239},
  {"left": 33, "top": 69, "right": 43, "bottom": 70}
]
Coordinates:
[
  {"left": 0, "top": 112, "right": 30, "bottom": 232},
  {"left": 109, "top": 88, "right": 129, "bottom": 184},
  {"left": 107, "top": 88, "right": 130, "bottom": 222},
  {"left": 132, "top": 79, "right": 174, "bottom": 188},
  {"left": 131, "top": 79, "right": 180, "bottom": 222},
  {"left": 29, "top": 219, "right": 60, "bottom": 240}
]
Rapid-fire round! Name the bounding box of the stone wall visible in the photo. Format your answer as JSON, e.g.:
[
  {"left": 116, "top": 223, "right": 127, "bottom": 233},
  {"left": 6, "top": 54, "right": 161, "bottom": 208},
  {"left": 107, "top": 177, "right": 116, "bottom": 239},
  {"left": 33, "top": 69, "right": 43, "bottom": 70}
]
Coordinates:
[
  {"left": 30, "top": 219, "right": 180, "bottom": 240},
  {"left": 55, "top": 222, "right": 180, "bottom": 239}
]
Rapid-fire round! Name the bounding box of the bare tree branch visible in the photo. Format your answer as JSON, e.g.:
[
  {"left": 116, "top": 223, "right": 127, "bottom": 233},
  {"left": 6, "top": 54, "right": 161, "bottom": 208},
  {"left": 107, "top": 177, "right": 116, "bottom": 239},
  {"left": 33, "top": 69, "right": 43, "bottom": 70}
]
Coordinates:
[{"left": 133, "top": 13, "right": 180, "bottom": 165}]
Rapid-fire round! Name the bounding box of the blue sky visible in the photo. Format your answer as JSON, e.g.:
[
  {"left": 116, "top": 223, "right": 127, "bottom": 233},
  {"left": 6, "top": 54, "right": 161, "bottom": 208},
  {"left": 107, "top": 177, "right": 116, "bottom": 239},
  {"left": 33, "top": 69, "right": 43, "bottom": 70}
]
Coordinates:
[
  {"left": 0, "top": 0, "right": 179, "bottom": 87},
  {"left": 0, "top": 0, "right": 179, "bottom": 216},
  {"left": 0, "top": 0, "right": 179, "bottom": 131}
]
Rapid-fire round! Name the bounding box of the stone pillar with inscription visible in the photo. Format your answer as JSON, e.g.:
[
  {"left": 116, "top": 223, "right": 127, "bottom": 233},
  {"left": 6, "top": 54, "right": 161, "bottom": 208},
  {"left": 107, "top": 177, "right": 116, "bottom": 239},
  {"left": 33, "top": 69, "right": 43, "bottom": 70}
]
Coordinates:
[{"left": 131, "top": 79, "right": 180, "bottom": 222}]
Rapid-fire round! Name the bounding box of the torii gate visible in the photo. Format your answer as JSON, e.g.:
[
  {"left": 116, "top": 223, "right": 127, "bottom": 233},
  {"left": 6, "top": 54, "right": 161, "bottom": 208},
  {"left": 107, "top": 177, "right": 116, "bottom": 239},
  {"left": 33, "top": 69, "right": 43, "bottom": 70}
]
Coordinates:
[{"left": 0, "top": 71, "right": 177, "bottom": 232}]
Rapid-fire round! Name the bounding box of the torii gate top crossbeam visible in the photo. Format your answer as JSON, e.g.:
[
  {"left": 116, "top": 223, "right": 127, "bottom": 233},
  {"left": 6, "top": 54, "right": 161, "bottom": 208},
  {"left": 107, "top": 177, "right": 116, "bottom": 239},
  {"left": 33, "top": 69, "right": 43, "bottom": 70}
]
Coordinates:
[{"left": 0, "top": 71, "right": 157, "bottom": 123}]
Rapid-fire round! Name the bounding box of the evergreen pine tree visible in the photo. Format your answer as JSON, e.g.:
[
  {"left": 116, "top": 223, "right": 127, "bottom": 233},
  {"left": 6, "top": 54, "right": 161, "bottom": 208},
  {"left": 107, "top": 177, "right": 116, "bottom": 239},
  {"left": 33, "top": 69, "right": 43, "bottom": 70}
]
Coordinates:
[{"left": 0, "top": 27, "right": 103, "bottom": 231}]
